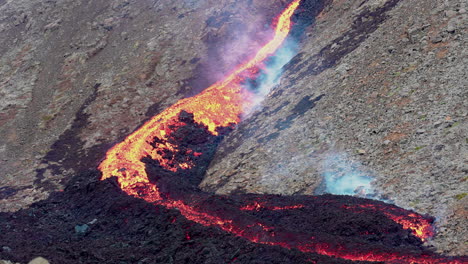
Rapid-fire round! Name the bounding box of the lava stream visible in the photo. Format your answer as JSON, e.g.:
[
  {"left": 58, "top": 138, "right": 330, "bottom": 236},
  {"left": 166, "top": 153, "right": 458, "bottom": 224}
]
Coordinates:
[
  {"left": 98, "top": 0, "right": 466, "bottom": 263},
  {"left": 99, "top": 0, "right": 301, "bottom": 188}
]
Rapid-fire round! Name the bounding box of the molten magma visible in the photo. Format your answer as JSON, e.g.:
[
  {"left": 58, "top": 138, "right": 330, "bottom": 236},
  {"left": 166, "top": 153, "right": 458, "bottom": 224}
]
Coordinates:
[
  {"left": 240, "top": 200, "right": 432, "bottom": 241},
  {"left": 341, "top": 204, "right": 434, "bottom": 242},
  {"left": 98, "top": 1, "right": 465, "bottom": 263},
  {"left": 99, "top": 0, "right": 302, "bottom": 188},
  {"left": 240, "top": 200, "right": 306, "bottom": 211}
]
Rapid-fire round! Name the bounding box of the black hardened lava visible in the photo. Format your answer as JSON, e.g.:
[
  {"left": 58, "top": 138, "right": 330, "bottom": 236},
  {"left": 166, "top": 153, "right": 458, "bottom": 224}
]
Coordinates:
[
  {"left": 1, "top": 112, "right": 466, "bottom": 263},
  {"left": 1, "top": 1, "right": 467, "bottom": 263}
]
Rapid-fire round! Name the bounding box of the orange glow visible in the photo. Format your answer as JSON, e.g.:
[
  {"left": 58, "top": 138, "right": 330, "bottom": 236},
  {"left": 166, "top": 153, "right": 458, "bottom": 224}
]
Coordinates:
[
  {"left": 99, "top": 0, "right": 305, "bottom": 252},
  {"left": 97, "top": 1, "right": 465, "bottom": 263},
  {"left": 385, "top": 213, "right": 434, "bottom": 242},
  {"left": 240, "top": 201, "right": 265, "bottom": 211},
  {"left": 99, "top": 0, "right": 302, "bottom": 188},
  {"left": 240, "top": 201, "right": 305, "bottom": 211},
  {"left": 342, "top": 204, "right": 434, "bottom": 241}
]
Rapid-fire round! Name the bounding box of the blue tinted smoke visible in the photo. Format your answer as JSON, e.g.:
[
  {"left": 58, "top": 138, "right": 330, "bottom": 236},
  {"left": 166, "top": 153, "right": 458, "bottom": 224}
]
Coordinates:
[
  {"left": 243, "top": 39, "right": 298, "bottom": 115},
  {"left": 321, "top": 154, "right": 375, "bottom": 196}
]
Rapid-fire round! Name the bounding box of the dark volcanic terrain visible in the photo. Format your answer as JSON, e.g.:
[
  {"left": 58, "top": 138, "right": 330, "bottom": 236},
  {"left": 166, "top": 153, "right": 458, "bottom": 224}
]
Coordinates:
[{"left": 0, "top": 0, "right": 466, "bottom": 262}]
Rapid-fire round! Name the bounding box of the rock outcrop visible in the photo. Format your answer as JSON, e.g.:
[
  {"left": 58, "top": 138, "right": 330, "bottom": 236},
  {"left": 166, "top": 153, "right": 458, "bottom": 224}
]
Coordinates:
[
  {"left": 202, "top": 0, "right": 467, "bottom": 255},
  {"left": 0, "top": 0, "right": 466, "bottom": 257}
]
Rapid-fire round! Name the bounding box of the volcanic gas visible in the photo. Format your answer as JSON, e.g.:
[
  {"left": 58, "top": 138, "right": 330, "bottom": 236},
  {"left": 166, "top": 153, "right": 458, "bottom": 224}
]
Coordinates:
[{"left": 96, "top": 0, "right": 466, "bottom": 263}]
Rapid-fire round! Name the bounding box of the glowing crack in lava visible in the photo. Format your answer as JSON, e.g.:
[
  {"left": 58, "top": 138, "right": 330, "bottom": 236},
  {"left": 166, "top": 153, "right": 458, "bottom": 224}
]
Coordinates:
[
  {"left": 99, "top": 1, "right": 465, "bottom": 263},
  {"left": 99, "top": 0, "right": 302, "bottom": 199},
  {"left": 340, "top": 204, "right": 434, "bottom": 242}
]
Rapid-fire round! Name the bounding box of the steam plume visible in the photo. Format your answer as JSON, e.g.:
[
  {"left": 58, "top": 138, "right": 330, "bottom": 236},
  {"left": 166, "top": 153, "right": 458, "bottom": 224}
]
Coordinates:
[
  {"left": 320, "top": 153, "right": 376, "bottom": 197},
  {"left": 243, "top": 38, "right": 299, "bottom": 116}
]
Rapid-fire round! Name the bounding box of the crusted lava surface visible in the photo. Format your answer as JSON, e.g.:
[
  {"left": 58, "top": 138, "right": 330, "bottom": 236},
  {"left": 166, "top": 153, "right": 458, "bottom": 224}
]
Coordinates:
[
  {"left": 0, "top": 173, "right": 433, "bottom": 264},
  {"left": 0, "top": 177, "right": 364, "bottom": 263},
  {"left": 1, "top": 1, "right": 466, "bottom": 263},
  {"left": 1, "top": 113, "right": 466, "bottom": 264}
]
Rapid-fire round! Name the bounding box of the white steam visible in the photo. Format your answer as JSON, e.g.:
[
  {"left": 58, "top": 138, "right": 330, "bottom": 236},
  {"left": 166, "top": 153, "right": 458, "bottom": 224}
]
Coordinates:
[
  {"left": 320, "top": 153, "right": 376, "bottom": 197},
  {"left": 243, "top": 38, "right": 299, "bottom": 116},
  {"left": 255, "top": 39, "right": 298, "bottom": 98}
]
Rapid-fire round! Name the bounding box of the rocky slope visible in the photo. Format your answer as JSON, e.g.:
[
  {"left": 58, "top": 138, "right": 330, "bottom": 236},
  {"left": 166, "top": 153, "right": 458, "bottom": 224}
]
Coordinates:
[
  {"left": 0, "top": 0, "right": 286, "bottom": 210},
  {"left": 0, "top": 0, "right": 466, "bottom": 258},
  {"left": 202, "top": 0, "right": 468, "bottom": 255}
]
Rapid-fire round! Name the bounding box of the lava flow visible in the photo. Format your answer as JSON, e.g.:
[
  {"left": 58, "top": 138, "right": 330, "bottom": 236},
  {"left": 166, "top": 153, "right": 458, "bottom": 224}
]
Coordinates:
[
  {"left": 99, "top": 0, "right": 301, "bottom": 197},
  {"left": 98, "top": 0, "right": 466, "bottom": 263}
]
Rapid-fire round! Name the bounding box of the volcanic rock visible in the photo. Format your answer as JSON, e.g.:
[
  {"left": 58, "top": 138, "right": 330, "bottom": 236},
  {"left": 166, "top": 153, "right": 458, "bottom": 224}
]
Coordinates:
[
  {"left": 28, "top": 258, "right": 49, "bottom": 264},
  {"left": 202, "top": 0, "right": 468, "bottom": 256},
  {"left": 0, "top": 0, "right": 466, "bottom": 260}
]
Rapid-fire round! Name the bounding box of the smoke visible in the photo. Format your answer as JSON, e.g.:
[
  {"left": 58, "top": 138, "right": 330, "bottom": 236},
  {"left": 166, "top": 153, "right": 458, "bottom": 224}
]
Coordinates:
[
  {"left": 217, "top": 25, "right": 271, "bottom": 78},
  {"left": 242, "top": 38, "right": 299, "bottom": 117},
  {"left": 319, "top": 153, "right": 376, "bottom": 197},
  {"left": 198, "top": 1, "right": 300, "bottom": 101},
  {"left": 201, "top": 10, "right": 275, "bottom": 87}
]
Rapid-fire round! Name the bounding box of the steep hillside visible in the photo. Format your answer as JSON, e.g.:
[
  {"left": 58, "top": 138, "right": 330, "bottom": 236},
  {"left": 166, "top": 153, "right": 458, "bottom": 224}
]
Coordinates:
[
  {"left": 202, "top": 0, "right": 467, "bottom": 255},
  {"left": 0, "top": 0, "right": 287, "bottom": 210},
  {"left": 0, "top": 0, "right": 466, "bottom": 260}
]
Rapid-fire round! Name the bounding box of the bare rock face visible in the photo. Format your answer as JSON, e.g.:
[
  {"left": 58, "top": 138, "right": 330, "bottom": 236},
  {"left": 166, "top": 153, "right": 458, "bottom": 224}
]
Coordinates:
[
  {"left": 0, "top": 0, "right": 284, "bottom": 210},
  {"left": 202, "top": 0, "right": 467, "bottom": 256},
  {"left": 0, "top": 0, "right": 466, "bottom": 258}
]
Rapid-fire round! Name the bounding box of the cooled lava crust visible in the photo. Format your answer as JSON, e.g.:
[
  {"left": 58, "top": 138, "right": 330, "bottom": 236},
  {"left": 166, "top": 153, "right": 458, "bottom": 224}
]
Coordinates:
[
  {"left": 1, "top": 1, "right": 467, "bottom": 263},
  {"left": 1, "top": 112, "right": 466, "bottom": 264}
]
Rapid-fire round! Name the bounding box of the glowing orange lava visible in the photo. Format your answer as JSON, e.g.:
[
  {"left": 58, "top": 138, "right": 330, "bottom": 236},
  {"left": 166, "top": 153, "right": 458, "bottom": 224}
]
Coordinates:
[
  {"left": 240, "top": 200, "right": 306, "bottom": 211},
  {"left": 341, "top": 204, "right": 434, "bottom": 241},
  {"left": 98, "top": 1, "right": 465, "bottom": 263},
  {"left": 99, "top": 0, "right": 301, "bottom": 189}
]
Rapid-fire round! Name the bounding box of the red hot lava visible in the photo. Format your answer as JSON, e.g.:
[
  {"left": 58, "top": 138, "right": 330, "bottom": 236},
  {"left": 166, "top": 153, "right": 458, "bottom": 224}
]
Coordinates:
[
  {"left": 99, "top": 0, "right": 302, "bottom": 206},
  {"left": 99, "top": 0, "right": 466, "bottom": 263},
  {"left": 340, "top": 203, "right": 434, "bottom": 242}
]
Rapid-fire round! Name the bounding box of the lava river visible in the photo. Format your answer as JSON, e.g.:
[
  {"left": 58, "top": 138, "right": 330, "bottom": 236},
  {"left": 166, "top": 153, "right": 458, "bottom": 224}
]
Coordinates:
[{"left": 98, "top": 0, "right": 466, "bottom": 263}]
